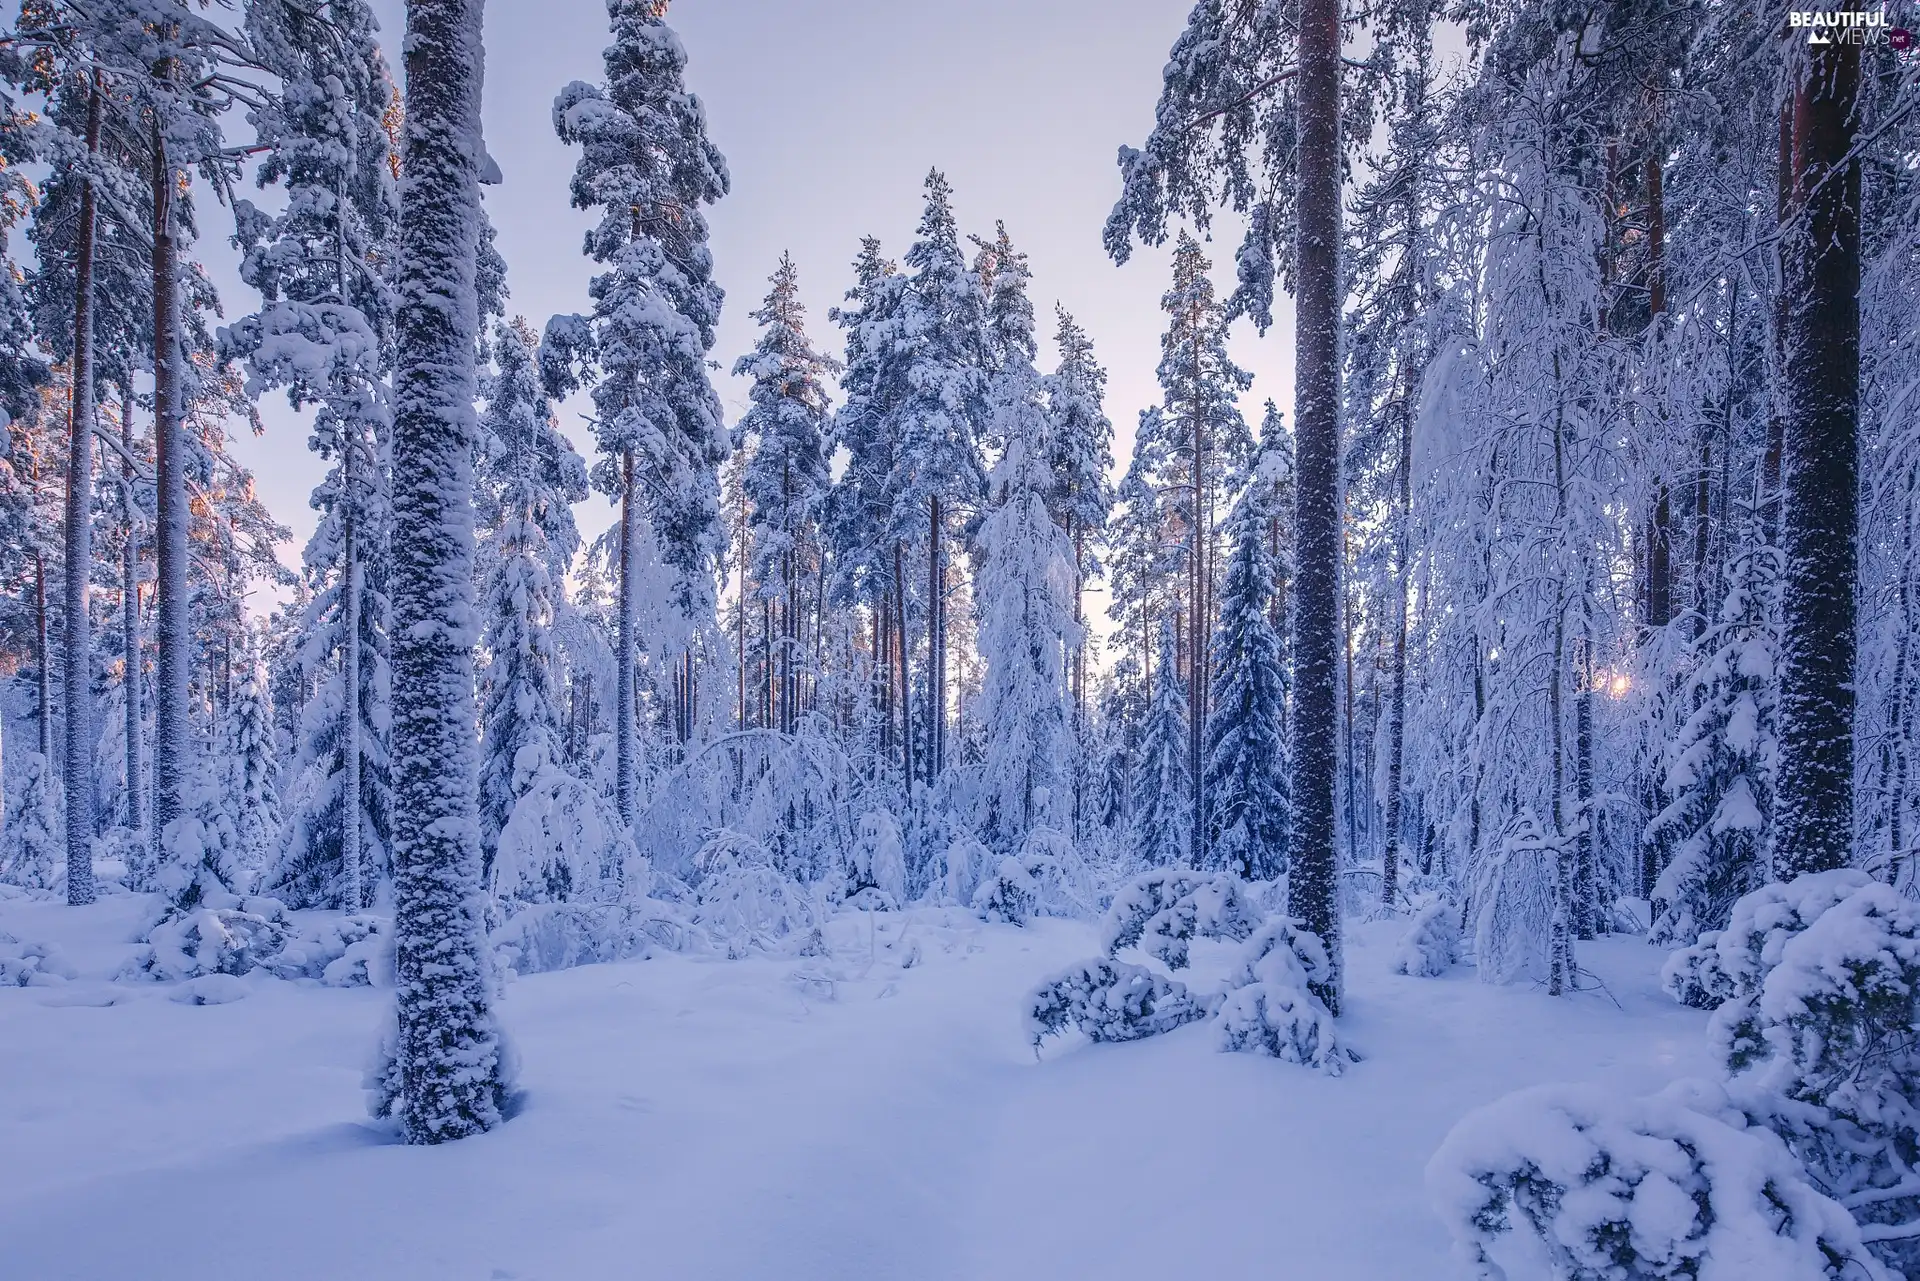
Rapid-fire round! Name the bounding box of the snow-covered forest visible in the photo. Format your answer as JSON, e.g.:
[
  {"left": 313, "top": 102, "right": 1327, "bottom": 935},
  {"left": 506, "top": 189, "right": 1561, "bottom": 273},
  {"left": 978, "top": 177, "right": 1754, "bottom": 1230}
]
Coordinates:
[{"left": 0, "top": 0, "right": 1916, "bottom": 1276}]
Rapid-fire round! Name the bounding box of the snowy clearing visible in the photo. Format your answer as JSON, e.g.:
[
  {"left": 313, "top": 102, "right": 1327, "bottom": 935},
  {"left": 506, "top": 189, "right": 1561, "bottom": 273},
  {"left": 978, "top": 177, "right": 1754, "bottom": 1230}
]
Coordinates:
[{"left": 0, "top": 895, "right": 1709, "bottom": 1281}]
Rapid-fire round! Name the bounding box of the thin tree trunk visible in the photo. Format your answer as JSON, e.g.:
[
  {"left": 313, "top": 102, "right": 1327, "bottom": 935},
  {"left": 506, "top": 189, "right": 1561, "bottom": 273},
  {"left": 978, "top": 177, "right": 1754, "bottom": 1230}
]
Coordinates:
[
  {"left": 62, "top": 77, "right": 103, "bottom": 905},
  {"left": 1291, "top": 0, "right": 1344, "bottom": 1012},
  {"left": 151, "top": 109, "right": 190, "bottom": 844},
  {"left": 342, "top": 502, "right": 363, "bottom": 910},
  {"left": 893, "top": 542, "right": 914, "bottom": 801},
  {"left": 1575, "top": 619, "right": 1597, "bottom": 940},
  {"left": 122, "top": 406, "right": 143, "bottom": 835},
  {"left": 929, "top": 495, "right": 943, "bottom": 781},
  {"left": 1775, "top": 38, "right": 1860, "bottom": 877},
  {"left": 616, "top": 449, "right": 637, "bottom": 826},
  {"left": 35, "top": 551, "right": 50, "bottom": 762}
]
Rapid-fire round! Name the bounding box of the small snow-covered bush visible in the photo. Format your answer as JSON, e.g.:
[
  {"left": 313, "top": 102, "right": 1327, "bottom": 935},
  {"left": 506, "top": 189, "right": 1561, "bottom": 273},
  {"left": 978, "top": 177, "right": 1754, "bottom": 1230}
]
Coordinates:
[
  {"left": 140, "top": 898, "right": 293, "bottom": 981},
  {"left": 0, "top": 933, "right": 77, "bottom": 986},
  {"left": 1702, "top": 870, "right": 1870, "bottom": 1006},
  {"left": 1471, "top": 812, "right": 1562, "bottom": 985},
  {"left": 1392, "top": 897, "right": 1461, "bottom": 978},
  {"left": 691, "top": 829, "right": 826, "bottom": 955},
  {"left": 974, "top": 855, "right": 1039, "bottom": 924},
  {"left": 493, "top": 746, "right": 635, "bottom": 905},
  {"left": 491, "top": 901, "right": 690, "bottom": 975},
  {"left": 1215, "top": 918, "right": 1349, "bottom": 1072},
  {"left": 268, "top": 914, "right": 392, "bottom": 986},
  {"left": 840, "top": 809, "right": 907, "bottom": 909},
  {"left": 1715, "top": 881, "right": 1920, "bottom": 1273},
  {"left": 1026, "top": 958, "right": 1206, "bottom": 1049},
  {"left": 0, "top": 752, "right": 59, "bottom": 890},
  {"left": 1427, "top": 1079, "right": 1888, "bottom": 1281},
  {"left": 1101, "top": 869, "right": 1261, "bottom": 970},
  {"left": 931, "top": 834, "right": 989, "bottom": 906},
  {"left": 1660, "top": 930, "right": 1734, "bottom": 1010}
]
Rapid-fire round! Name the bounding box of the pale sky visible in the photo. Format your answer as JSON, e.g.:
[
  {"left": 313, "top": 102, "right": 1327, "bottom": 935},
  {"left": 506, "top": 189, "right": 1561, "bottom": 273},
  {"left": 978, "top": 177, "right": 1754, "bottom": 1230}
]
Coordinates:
[{"left": 221, "top": 0, "right": 1300, "bottom": 620}]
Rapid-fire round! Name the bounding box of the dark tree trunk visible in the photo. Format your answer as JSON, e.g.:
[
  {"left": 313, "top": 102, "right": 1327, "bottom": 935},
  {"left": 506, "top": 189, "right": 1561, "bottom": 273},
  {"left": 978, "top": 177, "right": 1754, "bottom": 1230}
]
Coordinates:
[
  {"left": 122, "top": 408, "right": 143, "bottom": 835},
  {"left": 1290, "top": 0, "right": 1344, "bottom": 1013},
  {"left": 616, "top": 450, "right": 637, "bottom": 825},
  {"left": 1774, "top": 41, "right": 1860, "bottom": 877}
]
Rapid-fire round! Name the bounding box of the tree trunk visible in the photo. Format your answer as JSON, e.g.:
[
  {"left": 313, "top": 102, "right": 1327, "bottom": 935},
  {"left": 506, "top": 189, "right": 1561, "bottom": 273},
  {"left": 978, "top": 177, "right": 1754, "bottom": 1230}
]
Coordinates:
[
  {"left": 616, "top": 449, "right": 637, "bottom": 826},
  {"left": 1775, "top": 39, "right": 1860, "bottom": 877},
  {"left": 893, "top": 542, "right": 913, "bottom": 800},
  {"left": 122, "top": 407, "right": 143, "bottom": 835},
  {"left": 35, "top": 551, "right": 51, "bottom": 763},
  {"left": 63, "top": 77, "right": 103, "bottom": 905},
  {"left": 387, "top": 0, "right": 508, "bottom": 1144},
  {"left": 929, "top": 495, "right": 944, "bottom": 781},
  {"left": 1290, "top": 0, "right": 1344, "bottom": 1013},
  {"left": 342, "top": 501, "right": 364, "bottom": 910},
  {"left": 151, "top": 110, "right": 190, "bottom": 845}
]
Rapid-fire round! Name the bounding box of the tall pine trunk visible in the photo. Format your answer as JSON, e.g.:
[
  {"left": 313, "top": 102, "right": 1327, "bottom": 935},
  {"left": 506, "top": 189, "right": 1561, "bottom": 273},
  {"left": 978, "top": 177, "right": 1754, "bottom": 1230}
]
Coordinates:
[
  {"left": 342, "top": 505, "right": 364, "bottom": 909},
  {"left": 35, "top": 551, "right": 50, "bottom": 763},
  {"left": 386, "top": 0, "right": 509, "bottom": 1143},
  {"left": 616, "top": 449, "right": 637, "bottom": 825},
  {"left": 63, "top": 77, "right": 102, "bottom": 906},
  {"left": 1290, "top": 0, "right": 1344, "bottom": 1013},
  {"left": 121, "top": 407, "right": 143, "bottom": 836},
  {"left": 1775, "top": 41, "right": 1860, "bottom": 877},
  {"left": 151, "top": 111, "right": 190, "bottom": 843}
]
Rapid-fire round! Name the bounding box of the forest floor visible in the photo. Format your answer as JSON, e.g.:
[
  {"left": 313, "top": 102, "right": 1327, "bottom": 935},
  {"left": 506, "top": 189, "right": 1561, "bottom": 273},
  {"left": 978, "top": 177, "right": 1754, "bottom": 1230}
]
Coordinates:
[{"left": 0, "top": 893, "right": 1713, "bottom": 1281}]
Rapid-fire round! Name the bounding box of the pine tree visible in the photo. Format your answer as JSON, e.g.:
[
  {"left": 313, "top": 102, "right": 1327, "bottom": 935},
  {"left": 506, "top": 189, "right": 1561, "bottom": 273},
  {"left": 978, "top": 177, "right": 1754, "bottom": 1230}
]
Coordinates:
[
  {"left": 1203, "top": 482, "right": 1291, "bottom": 881},
  {"left": 1132, "top": 625, "right": 1193, "bottom": 868},
  {"left": 224, "top": 656, "right": 281, "bottom": 891},
  {"left": 477, "top": 317, "right": 586, "bottom": 866},
  {"left": 0, "top": 749, "right": 58, "bottom": 889},
  {"left": 888, "top": 171, "right": 987, "bottom": 784},
  {"left": 973, "top": 275, "right": 1078, "bottom": 855},
  {"left": 374, "top": 0, "right": 513, "bottom": 1146},
  {"left": 1648, "top": 526, "right": 1780, "bottom": 945},
  {"left": 1108, "top": 0, "right": 1349, "bottom": 1010},
  {"left": 732, "top": 253, "right": 835, "bottom": 735},
  {"left": 547, "top": 0, "right": 730, "bottom": 817}
]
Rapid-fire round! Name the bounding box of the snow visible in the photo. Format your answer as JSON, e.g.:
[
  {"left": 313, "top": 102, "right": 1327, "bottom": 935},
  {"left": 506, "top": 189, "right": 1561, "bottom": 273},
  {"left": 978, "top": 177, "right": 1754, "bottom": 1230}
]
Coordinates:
[{"left": 0, "top": 898, "right": 1716, "bottom": 1280}]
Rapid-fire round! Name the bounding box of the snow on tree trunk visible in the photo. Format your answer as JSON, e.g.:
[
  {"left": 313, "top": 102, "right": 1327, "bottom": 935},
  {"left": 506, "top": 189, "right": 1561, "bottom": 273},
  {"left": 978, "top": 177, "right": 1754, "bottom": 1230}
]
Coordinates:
[
  {"left": 121, "top": 413, "right": 143, "bottom": 837},
  {"left": 1291, "top": 0, "right": 1345, "bottom": 1014},
  {"left": 1774, "top": 40, "right": 1860, "bottom": 878},
  {"left": 376, "top": 0, "right": 513, "bottom": 1144},
  {"left": 151, "top": 111, "right": 190, "bottom": 849},
  {"left": 62, "top": 78, "right": 101, "bottom": 907}
]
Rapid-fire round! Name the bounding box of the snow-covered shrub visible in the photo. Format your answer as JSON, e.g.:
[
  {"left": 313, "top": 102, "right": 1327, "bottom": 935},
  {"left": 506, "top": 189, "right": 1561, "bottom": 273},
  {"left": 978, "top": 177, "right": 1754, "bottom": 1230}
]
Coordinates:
[
  {"left": 89, "top": 826, "right": 145, "bottom": 890},
  {"left": 1427, "top": 1079, "right": 1887, "bottom": 1281},
  {"left": 974, "top": 855, "right": 1040, "bottom": 925},
  {"left": 1660, "top": 931, "right": 1734, "bottom": 1010},
  {"left": 1026, "top": 958, "right": 1206, "bottom": 1049},
  {"left": 1215, "top": 918, "right": 1348, "bottom": 1072},
  {"left": 492, "top": 744, "right": 635, "bottom": 905},
  {"left": 840, "top": 808, "right": 907, "bottom": 908},
  {"left": 268, "top": 914, "right": 392, "bottom": 987},
  {"left": 1471, "top": 812, "right": 1562, "bottom": 985},
  {"left": 0, "top": 933, "right": 77, "bottom": 986},
  {"left": 641, "top": 729, "right": 856, "bottom": 887},
  {"left": 1101, "top": 868, "right": 1261, "bottom": 969},
  {"left": 1714, "top": 881, "right": 1920, "bottom": 1272},
  {"left": 140, "top": 898, "right": 294, "bottom": 982},
  {"left": 0, "top": 751, "right": 58, "bottom": 889},
  {"left": 930, "top": 833, "right": 989, "bottom": 906},
  {"left": 1392, "top": 897, "right": 1461, "bottom": 978},
  {"left": 170, "top": 974, "right": 251, "bottom": 1006},
  {"left": 690, "top": 828, "right": 826, "bottom": 955},
  {"left": 1699, "top": 870, "right": 1870, "bottom": 1006},
  {"left": 491, "top": 901, "right": 685, "bottom": 975}
]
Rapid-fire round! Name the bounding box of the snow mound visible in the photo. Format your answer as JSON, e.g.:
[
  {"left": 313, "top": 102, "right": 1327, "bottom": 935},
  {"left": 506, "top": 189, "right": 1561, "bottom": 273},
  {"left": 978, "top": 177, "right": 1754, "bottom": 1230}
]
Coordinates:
[
  {"left": 170, "top": 974, "right": 251, "bottom": 1006},
  {"left": 136, "top": 898, "right": 294, "bottom": 982},
  {"left": 269, "top": 914, "right": 392, "bottom": 987},
  {"left": 1216, "top": 918, "right": 1349, "bottom": 1072},
  {"left": 0, "top": 933, "right": 78, "bottom": 986},
  {"left": 1427, "top": 1079, "right": 1888, "bottom": 1281}
]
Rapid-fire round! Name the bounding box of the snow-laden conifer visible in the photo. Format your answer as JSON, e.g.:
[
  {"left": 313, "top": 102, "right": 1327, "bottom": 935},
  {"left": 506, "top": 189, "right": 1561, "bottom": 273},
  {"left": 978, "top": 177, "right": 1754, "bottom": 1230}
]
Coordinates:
[{"left": 1130, "top": 625, "right": 1192, "bottom": 868}]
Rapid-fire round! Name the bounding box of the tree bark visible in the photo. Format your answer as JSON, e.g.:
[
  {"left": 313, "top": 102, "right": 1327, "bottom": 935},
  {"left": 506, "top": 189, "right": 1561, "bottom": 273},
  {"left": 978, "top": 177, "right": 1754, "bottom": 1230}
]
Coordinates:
[
  {"left": 387, "top": 0, "right": 509, "bottom": 1144},
  {"left": 616, "top": 449, "right": 637, "bottom": 825},
  {"left": 1290, "top": 0, "right": 1344, "bottom": 1013},
  {"left": 151, "top": 109, "right": 190, "bottom": 845},
  {"left": 63, "top": 77, "right": 103, "bottom": 905},
  {"left": 1775, "top": 40, "right": 1860, "bottom": 877},
  {"left": 121, "top": 405, "right": 142, "bottom": 835}
]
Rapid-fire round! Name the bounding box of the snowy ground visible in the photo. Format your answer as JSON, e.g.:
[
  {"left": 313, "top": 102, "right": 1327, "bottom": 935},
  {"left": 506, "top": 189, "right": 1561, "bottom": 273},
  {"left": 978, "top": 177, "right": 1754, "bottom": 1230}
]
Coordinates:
[{"left": 0, "top": 894, "right": 1713, "bottom": 1281}]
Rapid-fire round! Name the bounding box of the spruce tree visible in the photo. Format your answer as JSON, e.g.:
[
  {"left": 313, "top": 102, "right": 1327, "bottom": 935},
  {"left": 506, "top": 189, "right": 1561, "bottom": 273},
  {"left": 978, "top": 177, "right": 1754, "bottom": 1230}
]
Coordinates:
[
  {"left": 477, "top": 317, "right": 587, "bottom": 866},
  {"left": 1203, "top": 482, "right": 1291, "bottom": 881},
  {"left": 1131, "top": 625, "right": 1193, "bottom": 868},
  {"left": 224, "top": 657, "right": 281, "bottom": 891}
]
